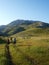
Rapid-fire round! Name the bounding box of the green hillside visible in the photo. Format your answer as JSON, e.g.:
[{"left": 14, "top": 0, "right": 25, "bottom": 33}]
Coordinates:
[
  {"left": 12, "top": 28, "right": 49, "bottom": 38},
  {"left": 0, "top": 20, "right": 49, "bottom": 36}
]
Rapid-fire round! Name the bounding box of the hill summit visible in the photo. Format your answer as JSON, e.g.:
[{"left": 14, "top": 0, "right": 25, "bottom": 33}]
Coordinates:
[{"left": 0, "top": 19, "right": 49, "bottom": 36}]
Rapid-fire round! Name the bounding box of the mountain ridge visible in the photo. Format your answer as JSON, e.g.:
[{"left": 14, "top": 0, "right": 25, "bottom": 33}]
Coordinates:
[{"left": 0, "top": 19, "right": 49, "bottom": 36}]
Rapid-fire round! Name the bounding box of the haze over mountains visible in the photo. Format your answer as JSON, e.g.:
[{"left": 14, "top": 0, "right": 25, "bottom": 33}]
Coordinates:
[{"left": 0, "top": 19, "right": 49, "bottom": 36}]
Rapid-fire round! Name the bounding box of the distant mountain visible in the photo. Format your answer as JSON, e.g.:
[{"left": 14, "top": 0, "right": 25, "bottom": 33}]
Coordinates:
[
  {"left": 0, "top": 19, "right": 49, "bottom": 36},
  {"left": 0, "top": 25, "right": 6, "bottom": 31}
]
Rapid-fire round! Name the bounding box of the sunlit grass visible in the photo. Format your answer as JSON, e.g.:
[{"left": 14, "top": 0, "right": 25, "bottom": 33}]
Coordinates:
[
  {"left": 9, "top": 36, "right": 49, "bottom": 65},
  {"left": 0, "top": 36, "right": 49, "bottom": 65},
  {"left": 0, "top": 44, "right": 7, "bottom": 65}
]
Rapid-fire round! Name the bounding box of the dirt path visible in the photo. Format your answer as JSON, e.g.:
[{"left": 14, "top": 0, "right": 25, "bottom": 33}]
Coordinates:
[{"left": 5, "top": 44, "right": 15, "bottom": 65}]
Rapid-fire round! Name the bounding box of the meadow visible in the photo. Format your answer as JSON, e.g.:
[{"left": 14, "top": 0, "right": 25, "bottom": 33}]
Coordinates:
[{"left": 0, "top": 36, "right": 49, "bottom": 65}]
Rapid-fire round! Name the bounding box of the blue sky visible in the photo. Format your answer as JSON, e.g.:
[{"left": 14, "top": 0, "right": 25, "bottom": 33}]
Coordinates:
[{"left": 0, "top": 0, "right": 49, "bottom": 25}]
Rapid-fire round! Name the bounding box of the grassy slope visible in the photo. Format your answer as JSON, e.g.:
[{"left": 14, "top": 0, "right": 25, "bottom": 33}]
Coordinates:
[
  {"left": 0, "top": 35, "right": 49, "bottom": 65},
  {"left": 9, "top": 36, "right": 49, "bottom": 65},
  {"left": 12, "top": 28, "right": 49, "bottom": 37},
  {"left": 8, "top": 27, "right": 49, "bottom": 65},
  {"left": 0, "top": 27, "right": 49, "bottom": 65}
]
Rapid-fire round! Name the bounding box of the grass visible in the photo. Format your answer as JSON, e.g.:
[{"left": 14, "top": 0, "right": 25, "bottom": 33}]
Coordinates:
[
  {"left": 0, "top": 44, "right": 7, "bottom": 65},
  {"left": 0, "top": 36, "right": 49, "bottom": 65},
  {"left": 16, "top": 37, "right": 49, "bottom": 65},
  {"left": 9, "top": 36, "right": 49, "bottom": 65},
  {"left": 12, "top": 28, "right": 49, "bottom": 37}
]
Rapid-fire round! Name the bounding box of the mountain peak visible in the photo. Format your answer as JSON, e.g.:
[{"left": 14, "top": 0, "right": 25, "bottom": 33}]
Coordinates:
[{"left": 0, "top": 19, "right": 49, "bottom": 36}]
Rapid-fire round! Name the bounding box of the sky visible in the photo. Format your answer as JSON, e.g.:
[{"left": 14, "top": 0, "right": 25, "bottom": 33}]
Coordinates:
[{"left": 0, "top": 0, "right": 49, "bottom": 25}]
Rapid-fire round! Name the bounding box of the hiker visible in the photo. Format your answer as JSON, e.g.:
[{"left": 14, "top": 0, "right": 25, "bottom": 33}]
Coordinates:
[
  {"left": 13, "top": 38, "right": 16, "bottom": 44},
  {"left": 10, "top": 37, "right": 13, "bottom": 43},
  {"left": 5, "top": 44, "right": 9, "bottom": 52},
  {"left": 7, "top": 38, "right": 10, "bottom": 44}
]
